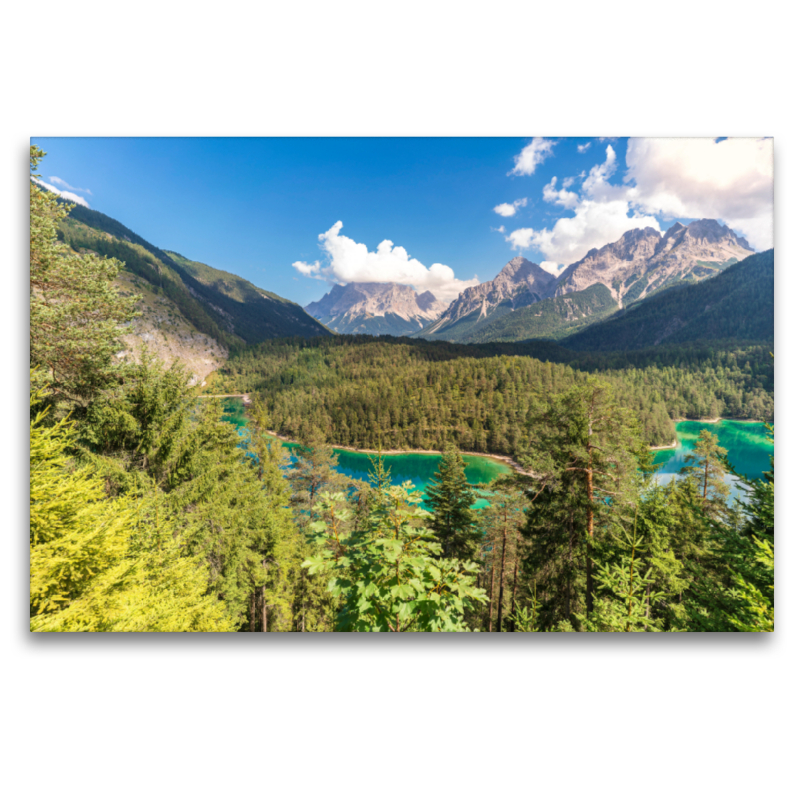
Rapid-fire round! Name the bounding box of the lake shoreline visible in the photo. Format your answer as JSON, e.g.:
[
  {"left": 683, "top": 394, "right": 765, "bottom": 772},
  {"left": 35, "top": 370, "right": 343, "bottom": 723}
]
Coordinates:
[
  {"left": 263, "top": 429, "right": 534, "bottom": 477},
  {"left": 242, "top": 411, "right": 768, "bottom": 478}
]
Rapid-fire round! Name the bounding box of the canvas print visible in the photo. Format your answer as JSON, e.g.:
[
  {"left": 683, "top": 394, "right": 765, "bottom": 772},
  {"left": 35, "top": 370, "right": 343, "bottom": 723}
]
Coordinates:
[{"left": 29, "top": 137, "right": 774, "bottom": 632}]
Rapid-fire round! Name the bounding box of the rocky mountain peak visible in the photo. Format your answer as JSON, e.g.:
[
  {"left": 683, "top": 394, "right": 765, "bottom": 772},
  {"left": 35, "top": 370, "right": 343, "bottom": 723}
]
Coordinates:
[
  {"left": 556, "top": 218, "right": 756, "bottom": 304},
  {"left": 304, "top": 281, "right": 447, "bottom": 336}
]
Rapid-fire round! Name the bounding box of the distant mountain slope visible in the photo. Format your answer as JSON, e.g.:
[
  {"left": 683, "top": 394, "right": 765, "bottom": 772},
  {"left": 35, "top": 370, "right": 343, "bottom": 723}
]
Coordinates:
[
  {"left": 463, "top": 283, "right": 619, "bottom": 343},
  {"left": 554, "top": 219, "right": 753, "bottom": 304},
  {"left": 561, "top": 249, "right": 774, "bottom": 352},
  {"left": 417, "top": 256, "right": 556, "bottom": 342},
  {"left": 305, "top": 282, "right": 446, "bottom": 336},
  {"left": 60, "top": 203, "right": 330, "bottom": 346}
]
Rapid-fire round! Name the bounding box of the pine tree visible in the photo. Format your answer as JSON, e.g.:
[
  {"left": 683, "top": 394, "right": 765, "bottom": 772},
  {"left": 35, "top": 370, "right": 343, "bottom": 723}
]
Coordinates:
[
  {"left": 519, "top": 379, "right": 651, "bottom": 629},
  {"left": 680, "top": 429, "right": 731, "bottom": 520},
  {"left": 426, "top": 442, "right": 480, "bottom": 560}
]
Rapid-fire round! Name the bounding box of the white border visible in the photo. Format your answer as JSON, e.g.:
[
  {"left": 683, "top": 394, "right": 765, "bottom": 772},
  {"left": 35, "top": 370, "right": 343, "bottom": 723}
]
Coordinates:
[{"left": 3, "top": 3, "right": 797, "bottom": 797}]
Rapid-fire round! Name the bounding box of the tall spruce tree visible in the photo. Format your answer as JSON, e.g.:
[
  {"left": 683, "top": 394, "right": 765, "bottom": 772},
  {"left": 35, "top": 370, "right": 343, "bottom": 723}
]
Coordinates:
[
  {"left": 680, "top": 429, "right": 731, "bottom": 520},
  {"left": 426, "top": 442, "right": 480, "bottom": 561},
  {"left": 519, "top": 379, "right": 652, "bottom": 629}
]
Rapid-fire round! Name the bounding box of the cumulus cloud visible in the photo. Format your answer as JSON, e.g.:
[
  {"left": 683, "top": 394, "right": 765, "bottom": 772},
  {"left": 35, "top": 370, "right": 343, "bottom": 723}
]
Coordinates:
[
  {"left": 491, "top": 225, "right": 506, "bottom": 233},
  {"left": 507, "top": 200, "right": 661, "bottom": 266},
  {"left": 33, "top": 178, "right": 90, "bottom": 207},
  {"left": 506, "top": 144, "right": 661, "bottom": 267},
  {"left": 293, "top": 221, "right": 479, "bottom": 303},
  {"left": 493, "top": 197, "right": 528, "bottom": 217},
  {"left": 577, "top": 143, "right": 591, "bottom": 153},
  {"left": 50, "top": 176, "right": 92, "bottom": 195},
  {"left": 508, "top": 137, "right": 555, "bottom": 176},
  {"left": 542, "top": 177, "right": 579, "bottom": 209},
  {"left": 624, "top": 137, "right": 773, "bottom": 250},
  {"left": 581, "top": 145, "right": 621, "bottom": 200}
]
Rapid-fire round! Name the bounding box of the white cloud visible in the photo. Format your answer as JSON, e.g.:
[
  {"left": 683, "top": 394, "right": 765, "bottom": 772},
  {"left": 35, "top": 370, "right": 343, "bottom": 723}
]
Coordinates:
[
  {"left": 294, "top": 221, "right": 479, "bottom": 303},
  {"left": 539, "top": 261, "right": 565, "bottom": 276},
  {"left": 508, "top": 193, "right": 661, "bottom": 266},
  {"left": 292, "top": 259, "right": 322, "bottom": 277},
  {"left": 503, "top": 137, "right": 772, "bottom": 267},
  {"left": 493, "top": 197, "right": 528, "bottom": 217},
  {"left": 50, "top": 176, "right": 92, "bottom": 195},
  {"left": 624, "top": 137, "right": 773, "bottom": 250},
  {"left": 491, "top": 225, "right": 506, "bottom": 233},
  {"left": 577, "top": 143, "right": 591, "bottom": 153},
  {"left": 542, "top": 177, "right": 579, "bottom": 209},
  {"left": 33, "top": 178, "right": 90, "bottom": 207},
  {"left": 508, "top": 137, "right": 555, "bottom": 176},
  {"left": 581, "top": 145, "right": 620, "bottom": 199},
  {"left": 506, "top": 144, "right": 661, "bottom": 265}
]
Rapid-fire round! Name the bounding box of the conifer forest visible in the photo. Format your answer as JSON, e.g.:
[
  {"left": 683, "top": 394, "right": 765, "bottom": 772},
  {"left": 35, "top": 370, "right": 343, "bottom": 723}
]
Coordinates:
[{"left": 29, "top": 145, "right": 774, "bottom": 633}]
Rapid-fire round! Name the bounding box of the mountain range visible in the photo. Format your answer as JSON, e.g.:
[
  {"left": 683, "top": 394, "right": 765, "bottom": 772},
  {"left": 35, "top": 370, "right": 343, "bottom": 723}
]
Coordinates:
[
  {"left": 56, "top": 194, "right": 770, "bottom": 382},
  {"left": 561, "top": 248, "right": 774, "bottom": 351},
  {"left": 304, "top": 282, "right": 446, "bottom": 336},
  {"left": 411, "top": 219, "right": 754, "bottom": 344}
]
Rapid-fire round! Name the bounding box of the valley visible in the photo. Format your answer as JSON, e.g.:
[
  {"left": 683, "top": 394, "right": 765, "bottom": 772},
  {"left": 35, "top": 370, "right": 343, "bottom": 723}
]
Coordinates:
[{"left": 29, "top": 139, "right": 775, "bottom": 635}]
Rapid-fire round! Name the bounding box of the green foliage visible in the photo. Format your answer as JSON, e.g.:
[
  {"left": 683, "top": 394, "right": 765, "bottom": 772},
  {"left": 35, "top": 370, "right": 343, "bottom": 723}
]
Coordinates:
[
  {"left": 519, "top": 379, "right": 652, "bottom": 629},
  {"left": 30, "top": 147, "right": 140, "bottom": 401},
  {"left": 59, "top": 202, "right": 330, "bottom": 346},
  {"left": 220, "top": 335, "right": 773, "bottom": 454},
  {"left": 303, "top": 484, "right": 487, "bottom": 631},
  {"left": 680, "top": 429, "right": 731, "bottom": 520},
  {"left": 30, "top": 379, "right": 234, "bottom": 632},
  {"left": 477, "top": 476, "right": 528, "bottom": 631},
  {"left": 426, "top": 443, "right": 480, "bottom": 560},
  {"left": 75, "top": 353, "right": 296, "bottom": 629},
  {"left": 578, "top": 515, "right": 665, "bottom": 632}
]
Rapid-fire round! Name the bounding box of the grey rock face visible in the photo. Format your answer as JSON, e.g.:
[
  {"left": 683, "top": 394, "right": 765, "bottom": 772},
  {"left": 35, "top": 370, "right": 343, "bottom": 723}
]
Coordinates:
[
  {"left": 553, "top": 219, "right": 753, "bottom": 305},
  {"left": 422, "top": 256, "right": 556, "bottom": 336}
]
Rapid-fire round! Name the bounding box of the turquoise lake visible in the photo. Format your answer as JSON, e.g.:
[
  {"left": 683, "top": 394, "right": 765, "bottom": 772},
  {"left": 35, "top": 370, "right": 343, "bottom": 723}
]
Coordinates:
[
  {"left": 651, "top": 420, "right": 773, "bottom": 500},
  {"left": 222, "top": 400, "right": 773, "bottom": 505},
  {"left": 221, "top": 399, "right": 510, "bottom": 509}
]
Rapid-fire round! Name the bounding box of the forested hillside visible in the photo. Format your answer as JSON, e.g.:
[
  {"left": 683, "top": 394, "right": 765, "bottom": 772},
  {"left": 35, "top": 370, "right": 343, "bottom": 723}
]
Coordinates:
[
  {"left": 218, "top": 336, "right": 773, "bottom": 452},
  {"left": 562, "top": 249, "right": 774, "bottom": 351},
  {"left": 460, "top": 283, "right": 619, "bottom": 343},
  {"left": 60, "top": 202, "right": 331, "bottom": 346},
  {"left": 29, "top": 145, "right": 775, "bottom": 634}
]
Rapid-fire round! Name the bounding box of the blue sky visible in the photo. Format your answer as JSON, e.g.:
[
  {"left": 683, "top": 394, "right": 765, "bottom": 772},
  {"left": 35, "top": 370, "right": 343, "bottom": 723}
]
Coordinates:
[{"left": 31, "top": 136, "right": 773, "bottom": 305}]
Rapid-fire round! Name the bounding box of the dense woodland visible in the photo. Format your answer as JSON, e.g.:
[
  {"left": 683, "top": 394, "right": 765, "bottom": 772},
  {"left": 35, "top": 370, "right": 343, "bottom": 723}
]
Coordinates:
[
  {"left": 29, "top": 146, "right": 774, "bottom": 632},
  {"left": 218, "top": 336, "right": 773, "bottom": 452}
]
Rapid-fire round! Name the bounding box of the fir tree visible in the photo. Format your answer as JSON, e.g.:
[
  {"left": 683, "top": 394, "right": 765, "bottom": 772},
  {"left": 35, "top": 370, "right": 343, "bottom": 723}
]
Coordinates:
[
  {"left": 426, "top": 442, "right": 480, "bottom": 561},
  {"left": 519, "top": 379, "right": 651, "bottom": 628}
]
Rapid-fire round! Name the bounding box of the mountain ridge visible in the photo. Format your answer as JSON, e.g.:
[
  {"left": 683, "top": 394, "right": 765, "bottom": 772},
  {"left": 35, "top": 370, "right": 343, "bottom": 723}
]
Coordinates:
[{"left": 305, "top": 281, "right": 446, "bottom": 336}]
